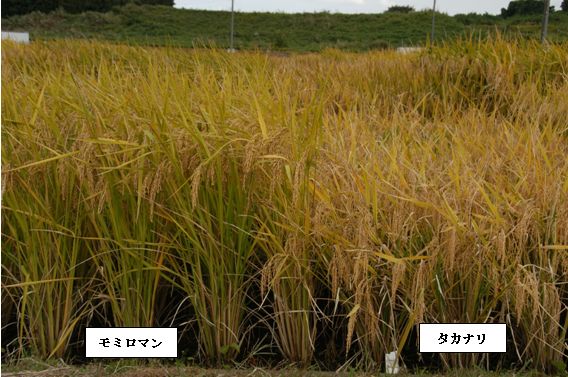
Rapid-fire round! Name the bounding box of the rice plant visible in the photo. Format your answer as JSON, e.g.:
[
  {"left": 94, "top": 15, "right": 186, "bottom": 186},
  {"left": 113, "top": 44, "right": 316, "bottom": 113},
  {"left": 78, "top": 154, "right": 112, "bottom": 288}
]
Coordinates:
[{"left": 1, "top": 37, "right": 567, "bottom": 373}]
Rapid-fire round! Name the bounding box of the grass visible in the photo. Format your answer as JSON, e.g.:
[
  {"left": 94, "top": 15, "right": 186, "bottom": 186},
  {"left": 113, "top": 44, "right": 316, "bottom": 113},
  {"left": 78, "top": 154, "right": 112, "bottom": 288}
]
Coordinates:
[
  {"left": 0, "top": 358, "right": 557, "bottom": 376},
  {"left": 1, "top": 36, "right": 567, "bottom": 374},
  {"left": 0, "top": 369, "right": 558, "bottom": 377},
  {"left": 0, "top": 360, "right": 555, "bottom": 376},
  {"left": 1, "top": 5, "right": 568, "bottom": 51}
]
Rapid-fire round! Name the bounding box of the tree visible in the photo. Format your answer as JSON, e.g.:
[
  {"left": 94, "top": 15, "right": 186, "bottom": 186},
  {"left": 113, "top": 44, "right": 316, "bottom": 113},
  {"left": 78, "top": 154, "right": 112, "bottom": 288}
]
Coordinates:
[
  {"left": 132, "top": 0, "right": 174, "bottom": 5},
  {"left": 561, "top": 0, "right": 567, "bottom": 11},
  {"left": 1, "top": 0, "right": 58, "bottom": 18},
  {"left": 500, "top": 0, "right": 551, "bottom": 18},
  {"left": 59, "top": 0, "right": 127, "bottom": 14},
  {"left": 386, "top": 5, "right": 415, "bottom": 13},
  {"left": 1, "top": 0, "right": 173, "bottom": 17}
]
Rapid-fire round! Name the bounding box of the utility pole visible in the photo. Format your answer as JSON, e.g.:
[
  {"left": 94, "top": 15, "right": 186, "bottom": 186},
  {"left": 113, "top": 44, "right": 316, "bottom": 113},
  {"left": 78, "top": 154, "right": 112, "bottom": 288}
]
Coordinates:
[
  {"left": 541, "top": 0, "right": 551, "bottom": 44},
  {"left": 431, "top": 0, "right": 437, "bottom": 42},
  {"left": 230, "top": 0, "right": 235, "bottom": 51}
]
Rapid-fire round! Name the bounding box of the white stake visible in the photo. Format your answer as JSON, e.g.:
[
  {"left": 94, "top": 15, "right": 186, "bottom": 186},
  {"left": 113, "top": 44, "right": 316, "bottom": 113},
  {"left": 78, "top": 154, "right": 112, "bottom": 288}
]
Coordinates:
[
  {"left": 229, "top": 0, "right": 235, "bottom": 51},
  {"left": 541, "top": 0, "right": 551, "bottom": 44},
  {"left": 431, "top": 0, "right": 437, "bottom": 42}
]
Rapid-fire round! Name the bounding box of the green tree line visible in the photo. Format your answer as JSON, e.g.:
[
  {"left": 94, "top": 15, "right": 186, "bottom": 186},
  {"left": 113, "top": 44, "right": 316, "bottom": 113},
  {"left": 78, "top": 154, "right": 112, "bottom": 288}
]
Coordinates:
[
  {"left": 1, "top": 0, "right": 173, "bottom": 17},
  {"left": 501, "top": 0, "right": 565, "bottom": 17}
]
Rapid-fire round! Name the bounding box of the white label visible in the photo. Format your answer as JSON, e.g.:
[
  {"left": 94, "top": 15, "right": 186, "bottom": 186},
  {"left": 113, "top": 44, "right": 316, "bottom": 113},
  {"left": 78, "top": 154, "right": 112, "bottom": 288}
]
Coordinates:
[
  {"left": 419, "top": 324, "right": 506, "bottom": 353},
  {"left": 86, "top": 328, "right": 177, "bottom": 358},
  {"left": 1, "top": 32, "right": 30, "bottom": 44}
]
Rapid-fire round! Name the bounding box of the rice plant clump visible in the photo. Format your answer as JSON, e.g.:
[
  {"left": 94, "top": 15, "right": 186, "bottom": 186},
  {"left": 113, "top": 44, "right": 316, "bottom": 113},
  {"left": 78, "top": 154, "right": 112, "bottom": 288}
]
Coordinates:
[{"left": 1, "top": 37, "right": 567, "bottom": 373}]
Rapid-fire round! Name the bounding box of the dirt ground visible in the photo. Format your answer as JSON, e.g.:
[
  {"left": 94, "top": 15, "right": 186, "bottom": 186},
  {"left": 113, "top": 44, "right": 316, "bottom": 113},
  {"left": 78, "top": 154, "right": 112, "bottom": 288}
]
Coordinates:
[{"left": 0, "top": 364, "right": 549, "bottom": 377}]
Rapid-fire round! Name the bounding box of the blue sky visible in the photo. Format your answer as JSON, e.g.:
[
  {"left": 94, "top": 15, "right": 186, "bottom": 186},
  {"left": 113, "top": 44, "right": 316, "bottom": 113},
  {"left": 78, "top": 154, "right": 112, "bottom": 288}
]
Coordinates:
[{"left": 175, "top": 0, "right": 563, "bottom": 16}]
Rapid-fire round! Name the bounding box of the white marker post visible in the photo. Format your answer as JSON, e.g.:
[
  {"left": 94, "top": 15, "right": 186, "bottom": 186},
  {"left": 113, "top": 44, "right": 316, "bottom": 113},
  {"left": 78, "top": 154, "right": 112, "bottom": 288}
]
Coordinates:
[
  {"left": 431, "top": 0, "right": 437, "bottom": 42},
  {"left": 229, "top": 0, "right": 236, "bottom": 52},
  {"left": 385, "top": 351, "right": 400, "bottom": 374},
  {"left": 541, "top": 0, "right": 551, "bottom": 44}
]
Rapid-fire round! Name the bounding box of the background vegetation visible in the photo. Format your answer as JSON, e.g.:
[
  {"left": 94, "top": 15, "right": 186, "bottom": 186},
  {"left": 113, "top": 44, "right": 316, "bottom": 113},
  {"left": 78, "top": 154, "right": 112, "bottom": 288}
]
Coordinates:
[
  {"left": 501, "top": 0, "right": 556, "bottom": 18},
  {"left": 2, "top": 3, "right": 568, "bottom": 51},
  {"left": 2, "top": 37, "right": 567, "bottom": 373},
  {"left": 0, "top": 0, "right": 173, "bottom": 18}
]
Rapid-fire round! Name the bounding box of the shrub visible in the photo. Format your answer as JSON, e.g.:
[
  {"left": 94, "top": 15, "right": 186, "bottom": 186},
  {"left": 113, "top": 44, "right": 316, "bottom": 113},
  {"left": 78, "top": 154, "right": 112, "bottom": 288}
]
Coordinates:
[
  {"left": 386, "top": 5, "right": 415, "bottom": 13},
  {"left": 1, "top": 0, "right": 173, "bottom": 17},
  {"left": 500, "top": 0, "right": 549, "bottom": 18}
]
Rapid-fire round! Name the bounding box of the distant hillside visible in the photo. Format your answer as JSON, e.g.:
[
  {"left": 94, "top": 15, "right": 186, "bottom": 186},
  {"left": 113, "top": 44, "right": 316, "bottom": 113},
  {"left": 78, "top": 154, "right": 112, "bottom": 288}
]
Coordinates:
[{"left": 2, "top": 4, "right": 568, "bottom": 51}]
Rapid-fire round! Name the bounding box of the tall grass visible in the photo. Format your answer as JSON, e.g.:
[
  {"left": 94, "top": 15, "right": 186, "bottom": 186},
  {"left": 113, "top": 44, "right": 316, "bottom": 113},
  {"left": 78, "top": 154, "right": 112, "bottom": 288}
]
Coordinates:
[{"left": 1, "top": 37, "right": 567, "bottom": 372}]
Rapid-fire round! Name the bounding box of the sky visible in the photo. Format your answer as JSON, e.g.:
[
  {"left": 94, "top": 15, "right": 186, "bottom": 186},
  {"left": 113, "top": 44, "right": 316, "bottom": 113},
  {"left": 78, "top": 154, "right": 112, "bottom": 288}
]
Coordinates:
[{"left": 175, "top": 0, "right": 563, "bottom": 16}]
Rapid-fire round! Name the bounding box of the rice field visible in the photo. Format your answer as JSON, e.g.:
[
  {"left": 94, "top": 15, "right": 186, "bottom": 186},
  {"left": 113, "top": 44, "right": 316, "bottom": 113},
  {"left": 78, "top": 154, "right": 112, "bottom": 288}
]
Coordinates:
[{"left": 1, "top": 37, "right": 567, "bottom": 374}]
